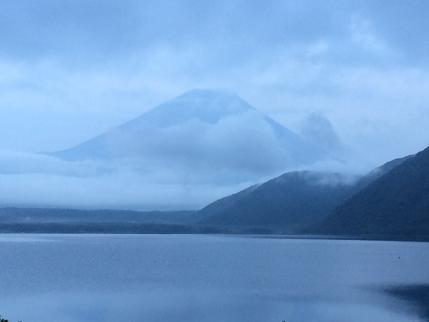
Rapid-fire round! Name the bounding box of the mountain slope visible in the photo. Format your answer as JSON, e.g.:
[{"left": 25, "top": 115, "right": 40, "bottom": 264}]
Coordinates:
[
  {"left": 199, "top": 157, "right": 409, "bottom": 233},
  {"left": 199, "top": 171, "right": 358, "bottom": 232},
  {"left": 316, "top": 146, "right": 429, "bottom": 236},
  {"left": 52, "top": 89, "right": 327, "bottom": 177}
]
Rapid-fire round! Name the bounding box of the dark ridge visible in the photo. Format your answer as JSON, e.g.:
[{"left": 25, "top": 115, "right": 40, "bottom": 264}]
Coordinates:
[
  {"left": 315, "top": 146, "right": 429, "bottom": 236},
  {"left": 198, "top": 155, "right": 410, "bottom": 233}
]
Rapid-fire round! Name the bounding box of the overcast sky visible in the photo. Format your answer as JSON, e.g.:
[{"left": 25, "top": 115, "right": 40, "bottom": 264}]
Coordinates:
[
  {"left": 0, "top": 0, "right": 428, "bottom": 157},
  {"left": 0, "top": 0, "right": 428, "bottom": 209}
]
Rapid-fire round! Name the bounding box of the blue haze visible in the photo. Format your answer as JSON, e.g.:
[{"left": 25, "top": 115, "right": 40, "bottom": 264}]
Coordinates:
[{"left": 0, "top": 1, "right": 429, "bottom": 208}]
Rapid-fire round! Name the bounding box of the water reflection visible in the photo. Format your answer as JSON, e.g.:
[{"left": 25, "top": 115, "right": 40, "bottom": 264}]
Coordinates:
[
  {"left": 0, "top": 289, "right": 418, "bottom": 322},
  {"left": 0, "top": 235, "right": 427, "bottom": 322},
  {"left": 384, "top": 284, "right": 429, "bottom": 322}
]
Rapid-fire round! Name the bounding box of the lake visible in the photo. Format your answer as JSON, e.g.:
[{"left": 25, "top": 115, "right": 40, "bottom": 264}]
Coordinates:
[{"left": 0, "top": 234, "right": 428, "bottom": 322}]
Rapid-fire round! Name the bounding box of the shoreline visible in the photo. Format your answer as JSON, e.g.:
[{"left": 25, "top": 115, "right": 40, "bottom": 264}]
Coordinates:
[{"left": 0, "top": 225, "right": 428, "bottom": 243}]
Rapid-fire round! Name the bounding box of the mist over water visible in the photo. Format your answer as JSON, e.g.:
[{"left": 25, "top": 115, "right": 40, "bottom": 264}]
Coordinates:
[{"left": 0, "top": 235, "right": 427, "bottom": 322}]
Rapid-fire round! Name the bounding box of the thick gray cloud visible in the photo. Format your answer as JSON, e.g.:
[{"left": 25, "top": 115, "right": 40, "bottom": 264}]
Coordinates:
[
  {"left": 0, "top": 150, "right": 256, "bottom": 209},
  {"left": 0, "top": 0, "right": 428, "bottom": 208},
  {"left": 0, "top": 0, "right": 349, "bottom": 61},
  {"left": 1, "top": 0, "right": 426, "bottom": 66}
]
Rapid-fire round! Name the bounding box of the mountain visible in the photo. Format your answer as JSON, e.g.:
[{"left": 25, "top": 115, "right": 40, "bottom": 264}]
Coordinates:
[
  {"left": 0, "top": 151, "right": 417, "bottom": 236},
  {"left": 315, "top": 146, "right": 429, "bottom": 238},
  {"left": 199, "top": 171, "right": 356, "bottom": 232},
  {"left": 298, "top": 113, "right": 345, "bottom": 156},
  {"left": 52, "top": 89, "right": 328, "bottom": 179},
  {"left": 198, "top": 156, "right": 409, "bottom": 233}
]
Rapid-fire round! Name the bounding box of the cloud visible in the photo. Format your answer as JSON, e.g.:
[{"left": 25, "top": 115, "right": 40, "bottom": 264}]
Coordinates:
[
  {"left": 0, "top": 150, "right": 253, "bottom": 210},
  {"left": 0, "top": 109, "right": 343, "bottom": 209},
  {"left": 0, "top": 0, "right": 429, "bottom": 208},
  {"left": 348, "top": 16, "right": 391, "bottom": 55},
  {"left": 0, "top": 150, "right": 102, "bottom": 176},
  {"left": 103, "top": 111, "right": 300, "bottom": 176},
  {"left": 298, "top": 113, "right": 345, "bottom": 155}
]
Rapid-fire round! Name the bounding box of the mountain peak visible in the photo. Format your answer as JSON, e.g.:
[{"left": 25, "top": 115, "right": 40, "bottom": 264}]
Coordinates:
[
  {"left": 52, "top": 89, "right": 328, "bottom": 173},
  {"left": 177, "top": 88, "right": 239, "bottom": 100},
  {"left": 298, "top": 113, "right": 345, "bottom": 155},
  {"left": 137, "top": 89, "right": 254, "bottom": 126}
]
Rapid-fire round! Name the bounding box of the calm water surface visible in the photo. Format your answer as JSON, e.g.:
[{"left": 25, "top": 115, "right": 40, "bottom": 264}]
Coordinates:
[{"left": 0, "top": 234, "right": 428, "bottom": 322}]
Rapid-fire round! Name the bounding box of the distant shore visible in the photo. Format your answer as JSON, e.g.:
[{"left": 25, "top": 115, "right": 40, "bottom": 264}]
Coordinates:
[{"left": 0, "top": 222, "right": 428, "bottom": 242}]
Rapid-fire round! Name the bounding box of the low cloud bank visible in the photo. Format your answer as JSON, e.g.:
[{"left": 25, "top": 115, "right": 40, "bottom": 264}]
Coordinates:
[
  {"left": 0, "top": 150, "right": 258, "bottom": 210},
  {"left": 0, "top": 145, "right": 373, "bottom": 211}
]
